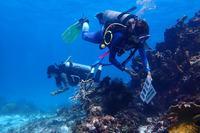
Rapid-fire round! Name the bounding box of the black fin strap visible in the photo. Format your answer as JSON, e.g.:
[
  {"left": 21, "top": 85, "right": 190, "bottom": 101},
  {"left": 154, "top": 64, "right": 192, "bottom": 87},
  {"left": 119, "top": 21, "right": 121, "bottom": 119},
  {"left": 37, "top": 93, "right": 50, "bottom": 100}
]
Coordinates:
[{"left": 117, "top": 13, "right": 126, "bottom": 20}]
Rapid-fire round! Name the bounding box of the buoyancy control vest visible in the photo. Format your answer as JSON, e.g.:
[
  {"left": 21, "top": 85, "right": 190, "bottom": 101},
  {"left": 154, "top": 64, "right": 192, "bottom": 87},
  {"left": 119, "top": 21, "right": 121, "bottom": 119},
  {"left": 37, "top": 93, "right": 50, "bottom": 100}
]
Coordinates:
[{"left": 100, "top": 10, "right": 149, "bottom": 50}]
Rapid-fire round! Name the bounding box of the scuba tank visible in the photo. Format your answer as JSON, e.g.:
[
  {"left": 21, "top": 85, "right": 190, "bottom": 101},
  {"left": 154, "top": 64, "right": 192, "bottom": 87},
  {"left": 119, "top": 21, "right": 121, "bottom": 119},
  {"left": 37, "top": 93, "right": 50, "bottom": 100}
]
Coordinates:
[
  {"left": 102, "top": 10, "right": 121, "bottom": 23},
  {"left": 64, "top": 61, "right": 91, "bottom": 73},
  {"left": 63, "top": 59, "right": 91, "bottom": 85},
  {"left": 101, "top": 6, "right": 138, "bottom": 25},
  {"left": 102, "top": 10, "right": 136, "bottom": 25}
]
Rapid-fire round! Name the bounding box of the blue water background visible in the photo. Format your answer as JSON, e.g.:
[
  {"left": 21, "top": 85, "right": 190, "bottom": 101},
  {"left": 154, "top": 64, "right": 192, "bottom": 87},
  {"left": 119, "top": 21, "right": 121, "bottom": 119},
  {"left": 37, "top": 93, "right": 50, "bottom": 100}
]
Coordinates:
[{"left": 0, "top": 0, "right": 199, "bottom": 110}]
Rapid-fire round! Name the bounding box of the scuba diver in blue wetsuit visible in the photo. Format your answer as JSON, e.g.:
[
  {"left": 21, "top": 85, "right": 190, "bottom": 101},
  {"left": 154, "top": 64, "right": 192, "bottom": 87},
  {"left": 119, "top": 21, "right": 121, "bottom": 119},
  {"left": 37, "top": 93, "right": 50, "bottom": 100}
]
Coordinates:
[
  {"left": 61, "top": 7, "right": 156, "bottom": 104},
  {"left": 79, "top": 9, "right": 152, "bottom": 80}
]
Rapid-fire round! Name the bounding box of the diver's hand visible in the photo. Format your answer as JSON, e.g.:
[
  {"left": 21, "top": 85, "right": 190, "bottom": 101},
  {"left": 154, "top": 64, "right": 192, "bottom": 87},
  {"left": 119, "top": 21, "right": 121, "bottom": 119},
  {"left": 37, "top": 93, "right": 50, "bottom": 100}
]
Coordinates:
[
  {"left": 50, "top": 88, "right": 67, "bottom": 96},
  {"left": 147, "top": 71, "right": 152, "bottom": 82},
  {"left": 79, "top": 17, "right": 89, "bottom": 25},
  {"left": 50, "top": 91, "right": 57, "bottom": 96}
]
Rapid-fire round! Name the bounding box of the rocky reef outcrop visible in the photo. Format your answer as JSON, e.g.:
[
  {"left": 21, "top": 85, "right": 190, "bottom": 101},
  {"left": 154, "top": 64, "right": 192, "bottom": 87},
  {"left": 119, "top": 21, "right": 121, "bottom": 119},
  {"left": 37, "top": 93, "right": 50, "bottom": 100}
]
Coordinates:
[
  {"left": 131, "top": 10, "right": 200, "bottom": 110},
  {"left": 71, "top": 79, "right": 146, "bottom": 133}
]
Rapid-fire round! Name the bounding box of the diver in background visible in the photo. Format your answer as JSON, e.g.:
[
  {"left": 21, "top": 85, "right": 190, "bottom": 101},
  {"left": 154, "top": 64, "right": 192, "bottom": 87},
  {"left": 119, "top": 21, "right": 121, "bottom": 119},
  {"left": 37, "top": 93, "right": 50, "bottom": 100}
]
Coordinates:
[
  {"left": 79, "top": 8, "right": 152, "bottom": 80},
  {"left": 47, "top": 58, "right": 103, "bottom": 96}
]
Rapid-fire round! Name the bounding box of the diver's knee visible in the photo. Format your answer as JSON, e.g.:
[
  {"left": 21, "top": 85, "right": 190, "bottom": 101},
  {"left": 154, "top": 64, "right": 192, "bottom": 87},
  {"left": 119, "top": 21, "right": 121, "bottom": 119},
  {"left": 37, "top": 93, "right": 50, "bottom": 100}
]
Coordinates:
[{"left": 82, "top": 32, "right": 88, "bottom": 41}]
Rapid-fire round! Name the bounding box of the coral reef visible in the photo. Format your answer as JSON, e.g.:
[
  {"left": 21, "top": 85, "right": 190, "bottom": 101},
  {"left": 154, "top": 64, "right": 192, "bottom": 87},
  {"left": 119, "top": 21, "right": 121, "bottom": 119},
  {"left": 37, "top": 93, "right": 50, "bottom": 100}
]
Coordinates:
[
  {"left": 131, "top": 11, "right": 200, "bottom": 132},
  {"left": 72, "top": 78, "right": 134, "bottom": 115},
  {"left": 144, "top": 99, "right": 200, "bottom": 133},
  {"left": 71, "top": 78, "right": 146, "bottom": 133},
  {"left": 72, "top": 11, "right": 200, "bottom": 132},
  {"left": 131, "top": 10, "right": 200, "bottom": 112},
  {"left": 4, "top": 10, "right": 200, "bottom": 133}
]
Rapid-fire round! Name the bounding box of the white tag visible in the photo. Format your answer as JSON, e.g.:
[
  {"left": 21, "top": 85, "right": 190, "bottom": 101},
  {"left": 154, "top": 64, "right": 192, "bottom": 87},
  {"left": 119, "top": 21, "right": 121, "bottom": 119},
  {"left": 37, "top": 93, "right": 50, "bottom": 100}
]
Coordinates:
[{"left": 140, "top": 78, "right": 156, "bottom": 104}]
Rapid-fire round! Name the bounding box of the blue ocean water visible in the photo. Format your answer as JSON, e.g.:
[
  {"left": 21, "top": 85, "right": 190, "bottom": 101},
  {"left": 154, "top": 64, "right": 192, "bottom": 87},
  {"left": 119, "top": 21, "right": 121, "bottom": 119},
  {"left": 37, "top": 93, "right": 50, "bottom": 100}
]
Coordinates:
[{"left": 0, "top": 0, "right": 199, "bottom": 110}]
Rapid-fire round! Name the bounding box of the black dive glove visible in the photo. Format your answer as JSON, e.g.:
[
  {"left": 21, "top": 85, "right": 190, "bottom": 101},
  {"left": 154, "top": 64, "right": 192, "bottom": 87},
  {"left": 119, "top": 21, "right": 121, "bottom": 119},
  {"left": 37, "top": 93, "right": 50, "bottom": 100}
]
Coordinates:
[{"left": 79, "top": 17, "right": 89, "bottom": 25}]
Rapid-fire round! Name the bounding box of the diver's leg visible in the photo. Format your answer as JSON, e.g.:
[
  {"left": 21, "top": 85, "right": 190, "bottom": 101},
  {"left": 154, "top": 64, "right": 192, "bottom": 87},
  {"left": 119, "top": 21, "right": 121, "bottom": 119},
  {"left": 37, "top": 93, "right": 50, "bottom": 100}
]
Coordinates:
[
  {"left": 82, "top": 22, "right": 103, "bottom": 44},
  {"left": 82, "top": 31, "right": 103, "bottom": 44},
  {"left": 94, "top": 65, "right": 103, "bottom": 82}
]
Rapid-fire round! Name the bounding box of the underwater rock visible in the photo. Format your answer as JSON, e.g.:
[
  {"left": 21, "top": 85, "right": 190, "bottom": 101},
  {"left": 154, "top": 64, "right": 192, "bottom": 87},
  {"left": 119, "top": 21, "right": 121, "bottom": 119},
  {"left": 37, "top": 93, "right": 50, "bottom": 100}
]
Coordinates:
[
  {"left": 142, "top": 97, "right": 200, "bottom": 132},
  {"left": 164, "top": 101, "right": 200, "bottom": 133},
  {"left": 167, "top": 101, "right": 200, "bottom": 129}
]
